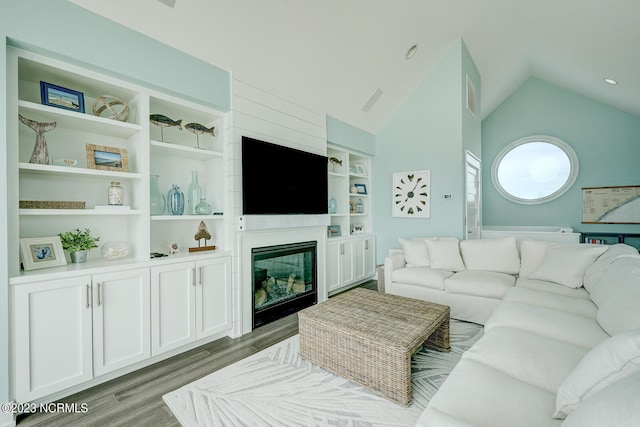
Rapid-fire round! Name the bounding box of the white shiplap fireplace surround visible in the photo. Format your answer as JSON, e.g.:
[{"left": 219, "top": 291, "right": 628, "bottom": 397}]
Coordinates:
[{"left": 230, "top": 79, "right": 330, "bottom": 336}]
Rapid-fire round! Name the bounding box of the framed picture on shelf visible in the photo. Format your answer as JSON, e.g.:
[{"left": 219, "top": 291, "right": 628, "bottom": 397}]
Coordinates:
[
  {"left": 40, "top": 81, "right": 85, "bottom": 113},
  {"left": 354, "top": 183, "right": 367, "bottom": 195},
  {"left": 86, "top": 144, "right": 129, "bottom": 172},
  {"left": 351, "top": 223, "right": 365, "bottom": 234},
  {"left": 354, "top": 163, "right": 367, "bottom": 176},
  {"left": 20, "top": 236, "right": 67, "bottom": 271},
  {"left": 328, "top": 225, "right": 341, "bottom": 237}
]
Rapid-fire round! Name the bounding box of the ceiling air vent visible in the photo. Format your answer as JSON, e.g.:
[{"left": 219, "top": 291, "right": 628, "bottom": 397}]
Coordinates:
[{"left": 362, "top": 88, "right": 384, "bottom": 112}]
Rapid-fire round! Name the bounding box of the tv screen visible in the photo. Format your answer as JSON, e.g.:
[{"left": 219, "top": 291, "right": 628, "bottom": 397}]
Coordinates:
[{"left": 242, "top": 137, "right": 328, "bottom": 215}]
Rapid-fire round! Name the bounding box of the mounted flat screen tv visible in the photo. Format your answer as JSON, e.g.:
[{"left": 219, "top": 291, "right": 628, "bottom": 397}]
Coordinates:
[{"left": 242, "top": 136, "right": 328, "bottom": 215}]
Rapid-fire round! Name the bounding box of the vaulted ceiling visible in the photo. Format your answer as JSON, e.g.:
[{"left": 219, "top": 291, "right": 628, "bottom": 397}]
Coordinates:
[{"left": 71, "top": 0, "right": 640, "bottom": 134}]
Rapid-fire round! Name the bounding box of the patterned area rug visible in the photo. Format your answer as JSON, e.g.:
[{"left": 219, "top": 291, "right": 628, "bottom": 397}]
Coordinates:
[{"left": 163, "top": 320, "right": 483, "bottom": 427}]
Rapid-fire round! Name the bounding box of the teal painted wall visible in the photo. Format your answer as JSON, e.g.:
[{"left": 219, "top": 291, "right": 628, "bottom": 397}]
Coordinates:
[
  {"left": 373, "top": 39, "right": 481, "bottom": 262},
  {"left": 326, "top": 115, "right": 375, "bottom": 156},
  {"left": 482, "top": 77, "right": 640, "bottom": 235},
  {"left": 0, "top": 0, "right": 231, "bottom": 407}
]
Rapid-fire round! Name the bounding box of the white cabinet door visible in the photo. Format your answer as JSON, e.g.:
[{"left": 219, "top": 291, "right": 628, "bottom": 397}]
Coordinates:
[
  {"left": 326, "top": 241, "right": 343, "bottom": 292},
  {"left": 341, "top": 240, "right": 355, "bottom": 285},
  {"left": 151, "top": 262, "right": 196, "bottom": 356},
  {"left": 195, "top": 256, "right": 232, "bottom": 339},
  {"left": 13, "top": 276, "right": 93, "bottom": 402},
  {"left": 354, "top": 236, "right": 377, "bottom": 281},
  {"left": 364, "top": 237, "right": 376, "bottom": 277},
  {"left": 92, "top": 268, "right": 151, "bottom": 377}
]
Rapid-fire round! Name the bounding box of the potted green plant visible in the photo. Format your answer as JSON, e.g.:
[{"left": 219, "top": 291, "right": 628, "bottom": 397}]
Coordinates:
[{"left": 58, "top": 228, "right": 100, "bottom": 263}]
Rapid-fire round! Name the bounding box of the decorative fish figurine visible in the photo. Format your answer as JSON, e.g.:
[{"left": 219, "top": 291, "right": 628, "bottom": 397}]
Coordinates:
[
  {"left": 185, "top": 122, "right": 215, "bottom": 137},
  {"left": 185, "top": 122, "right": 215, "bottom": 148},
  {"left": 150, "top": 114, "right": 182, "bottom": 142},
  {"left": 150, "top": 114, "right": 182, "bottom": 129},
  {"left": 328, "top": 156, "right": 343, "bottom": 172}
]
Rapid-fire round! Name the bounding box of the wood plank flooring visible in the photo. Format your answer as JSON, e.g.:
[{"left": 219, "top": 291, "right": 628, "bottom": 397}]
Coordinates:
[{"left": 17, "top": 281, "right": 377, "bottom": 426}]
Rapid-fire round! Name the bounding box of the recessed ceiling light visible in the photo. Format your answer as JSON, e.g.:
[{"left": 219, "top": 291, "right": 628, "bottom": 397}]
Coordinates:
[
  {"left": 405, "top": 44, "right": 418, "bottom": 60},
  {"left": 604, "top": 78, "right": 618, "bottom": 85}
]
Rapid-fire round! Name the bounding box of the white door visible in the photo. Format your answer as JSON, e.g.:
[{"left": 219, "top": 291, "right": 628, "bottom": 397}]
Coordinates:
[
  {"left": 196, "top": 256, "right": 232, "bottom": 339},
  {"left": 151, "top": 262, "right": 196, "bottom": 356},
  {"left": 13, "top": 276, "right": 93, "bottom": 402},
  {"left": 92, "top": 268, "right": 151, "bottom": 377},
  {"left": 465, "top": 151, "right": 481, "bottom": 240}
]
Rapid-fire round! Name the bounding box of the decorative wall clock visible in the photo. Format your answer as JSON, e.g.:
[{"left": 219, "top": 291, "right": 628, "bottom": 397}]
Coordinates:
[{"left": 392, "top": 170, "right": 430, "bottom": 218}]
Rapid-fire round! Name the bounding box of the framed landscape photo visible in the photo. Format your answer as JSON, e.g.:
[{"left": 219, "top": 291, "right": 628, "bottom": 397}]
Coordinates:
[
  {"left": 20, "top": 236, "right": 67, "bottom": 271},
  {"left": 86, "top": 144, "right": 129, "bottom": 172},
  {"left": 354, "top": 183, "right": 367, "bottom": 195},
  {"left": 328, "top": 225, "right": 341, "bottom": 238},
  {"left": 40, "top": 81, "right": 85, "bottom": 113}
]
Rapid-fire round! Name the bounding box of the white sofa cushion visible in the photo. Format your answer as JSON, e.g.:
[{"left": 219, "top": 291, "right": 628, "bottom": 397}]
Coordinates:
[
  {"left": 390, "top": 267, "right": 453, "bottom": 290},
  {"left": 583, "top": 244, "right": 638, "bottom": 293},
  {"left": 459, "top": 236, "right": 520, "bottom": 274},
  {"left": 561, "top": 371, "right": 640, "bottom": 427},
  {"left": 444, "top": 271, "right": 515, "bottom": 299},
  {"left": 554, "top": 330, "right": 640, "bottom": 419},
  {"left": 425, "top": 238, "right": 465, "bottom": 272},
  {"left": 399, "top": 238, "right": 430, "bottom": 267},
  {"left": 595, "top": 259, "right": 640, "bottom": 336},
  {"left": 484, "top": 302, "right": 610, "bottom": 348},
  {"left": 590, "top": 256, "right": 640, "bottom": 308},
  {"left": 464, "top": 326, "right": 588, "bottom": 393},
  {"left": 519, "top": 239, "right": 557, "bottom": 278},
  {"left": 515, "top": 278, "right": 591, "bottom": 299},
  {"left": 503, "top": 287, "right": 597, "bottom": 318},
  {"left": 422, "top": 358, "right": 562, "bottom": 427},
  {"left": 528, "top": 245, "right": 607, "bottom": 288}
]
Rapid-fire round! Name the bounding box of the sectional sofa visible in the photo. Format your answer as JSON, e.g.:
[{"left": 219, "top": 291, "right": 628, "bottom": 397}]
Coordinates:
[{"left": 384, "top": 237, "right": 640, "bottom": 426}]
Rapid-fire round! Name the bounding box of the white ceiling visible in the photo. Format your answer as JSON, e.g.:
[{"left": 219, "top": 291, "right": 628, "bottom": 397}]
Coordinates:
[{"left": 71, "top": 0, "right": 640, "bottom": 134}]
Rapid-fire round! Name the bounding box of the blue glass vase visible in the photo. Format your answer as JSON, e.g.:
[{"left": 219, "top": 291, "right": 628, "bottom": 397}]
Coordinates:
[
  {"left": 328, "top": 196, "right": 337, "bottom": 214},
  {"left": 167, "top": 185, "right": 184, "bottom": 215}
]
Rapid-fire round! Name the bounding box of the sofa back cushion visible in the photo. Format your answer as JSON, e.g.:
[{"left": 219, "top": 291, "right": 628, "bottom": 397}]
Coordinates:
[
  {"left": 399, "top": 238, "right": 430, "bottom": 267},
  {"left": 519, "top": 239, "right": 558, "bottom": 278},
  {"left": 554, "top": 330, "right": 640, "bottom": 419},
  {"left": 583, "top": 244, "right": 638, "bottom": 293},
  {"left": 527, "top": 244, "right": 607, "bottom": 288},
  {"left": 424, "top": 238, "right": 465, "bottom": 271},
  {"left": 594, "top": 257, "right": 640, "bottom": 335},
  {"left": 460, "top": 236, "right": 520, "bottom": 274}
]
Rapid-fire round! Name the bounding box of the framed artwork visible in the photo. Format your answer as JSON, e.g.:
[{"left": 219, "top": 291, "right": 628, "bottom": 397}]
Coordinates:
[
  {"left": 40, "top": 81, "right": 85, "bottom": 113},
  {"left": 354, "top": 183, "right": 367, "bottom": 195},
  {"left": 20, "top": 236, "right": 67, "bottom": 271},
  {"left": 351, "top": 223, "right": 365, "bottom": 234},
  {"left": 354, "top": 163, "right": 367, "bottom": 176},
  {"left": 392, "top": 170, "right": 430, "bottom": 218},
  {"left": 327, "top": 225, "right": 341, "bottom": 238},
  {"left": 86, "top": 144, "right": 129, "bottom": 172}
]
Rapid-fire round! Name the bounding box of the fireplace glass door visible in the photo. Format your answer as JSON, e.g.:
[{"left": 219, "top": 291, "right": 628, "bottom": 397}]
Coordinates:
[{"left": 252, "top": 241, "right": 317, "bottom": 328}]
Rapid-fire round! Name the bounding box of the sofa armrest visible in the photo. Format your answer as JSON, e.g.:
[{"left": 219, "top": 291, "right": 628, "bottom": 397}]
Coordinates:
[{"left": 384, "top": 253, "right": 406, "bottom": 286}]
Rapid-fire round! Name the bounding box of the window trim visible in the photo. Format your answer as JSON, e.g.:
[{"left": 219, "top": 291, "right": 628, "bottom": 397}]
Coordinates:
[{"left": 491, "top": 135, "right": 579, "bottom": 205}]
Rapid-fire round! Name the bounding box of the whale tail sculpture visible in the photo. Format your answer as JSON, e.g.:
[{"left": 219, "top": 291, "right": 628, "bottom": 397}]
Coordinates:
[{"left": 19, "top": 114, "right": 57, "bottom": 165}]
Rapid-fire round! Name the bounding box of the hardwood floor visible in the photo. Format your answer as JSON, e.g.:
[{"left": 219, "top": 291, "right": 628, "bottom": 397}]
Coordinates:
[{"left": 17, "top": 281, "right": 377, "bottom": 426}]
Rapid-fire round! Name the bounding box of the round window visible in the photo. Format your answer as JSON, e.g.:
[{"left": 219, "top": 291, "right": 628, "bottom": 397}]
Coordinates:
[{"left": 491, "top": 135, "right": 579, "bottom": 204}]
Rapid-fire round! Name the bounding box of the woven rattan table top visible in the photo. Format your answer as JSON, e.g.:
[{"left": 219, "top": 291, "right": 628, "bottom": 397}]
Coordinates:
[{"left": 299, "top": 288, "right": 449, "bottom": 350}]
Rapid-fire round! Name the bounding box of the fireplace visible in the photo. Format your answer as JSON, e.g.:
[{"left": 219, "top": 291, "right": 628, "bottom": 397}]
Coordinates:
[{"left": 252, "top": 241, "right": 317, "bottom": 329}]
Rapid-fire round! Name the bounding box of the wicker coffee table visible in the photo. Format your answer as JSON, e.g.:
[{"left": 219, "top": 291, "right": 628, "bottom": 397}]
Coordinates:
[{"left": 298, "top": 288, "right": 450, "bottom": 405}]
